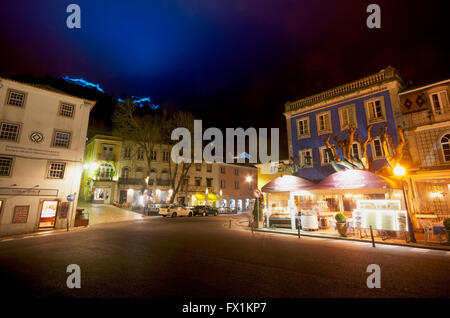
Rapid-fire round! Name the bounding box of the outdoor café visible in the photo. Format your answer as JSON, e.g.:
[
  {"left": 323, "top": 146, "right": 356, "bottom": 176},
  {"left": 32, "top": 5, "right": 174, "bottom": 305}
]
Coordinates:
[{"left": 261, "top": 170, "right": 414, "bottom": 240}]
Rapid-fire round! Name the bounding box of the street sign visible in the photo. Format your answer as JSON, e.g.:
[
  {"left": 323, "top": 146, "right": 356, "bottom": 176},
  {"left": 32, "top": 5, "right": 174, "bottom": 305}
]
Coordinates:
[
  {"left": 67, "top": 194, "right": 75, "bottom": 202},
  {"left": 253, "top": 189, "right": 261, "bottom": 199}
]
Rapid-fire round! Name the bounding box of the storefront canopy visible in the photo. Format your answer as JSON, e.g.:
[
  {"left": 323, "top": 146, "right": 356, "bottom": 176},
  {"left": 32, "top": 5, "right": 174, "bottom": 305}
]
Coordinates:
[
  {"left": 261, "top": 175, "right": 315, "bottom": 193},
  {"left": 192, "top": 193, "right": 220, "bottom": 202},
  {"left": 314, "top": 170, "right": 400, "bottom": 190}
]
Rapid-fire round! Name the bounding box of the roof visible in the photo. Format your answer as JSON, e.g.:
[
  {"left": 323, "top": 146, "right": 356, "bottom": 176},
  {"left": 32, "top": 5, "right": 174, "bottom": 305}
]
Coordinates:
[
  {"left": 261, "top": 175, "right": 315, "bottom": 193},
  {"left": 284, "top": 66, "right": 403, "bottom": 113},
  {"left": 314, "top": 170, "right": 399, "bottom": 190},
  {"left": 1, "top": 77, "right": 96, "bottom": 105},
  {"left": 398, "top": 78, "right": 450, "bottom": 96}
]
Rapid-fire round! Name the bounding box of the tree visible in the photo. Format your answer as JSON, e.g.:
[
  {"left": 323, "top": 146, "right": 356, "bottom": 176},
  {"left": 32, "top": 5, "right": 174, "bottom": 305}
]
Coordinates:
[
  {"left": 323, "top": 124, "right": 406, "bottom": 175},
  {"left": 112, "top": 99, "right": 163, "bottom": 185},
  {"left": 163, "top": 111, "right": 195, "bottom": 203},
  {"left": 113, "top": 99, "right": 195, "bottom": 204}
]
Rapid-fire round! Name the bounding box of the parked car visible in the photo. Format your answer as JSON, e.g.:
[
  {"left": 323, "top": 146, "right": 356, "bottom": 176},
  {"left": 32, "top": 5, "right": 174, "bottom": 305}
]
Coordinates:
[
  {"left": 192, "top": 205, "right": 218, "bottom": 216},
  {"left": 218, "top": 207, "right": 233, "bottom": 214},
  {"left": 159, "top": 204, "right": 193, "bottom": 217}
]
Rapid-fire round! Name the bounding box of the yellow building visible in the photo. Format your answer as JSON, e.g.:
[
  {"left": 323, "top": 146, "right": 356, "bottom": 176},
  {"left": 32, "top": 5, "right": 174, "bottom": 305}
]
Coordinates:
[{"left": 80, "top": 135, "right": 122, "bottom": 203}]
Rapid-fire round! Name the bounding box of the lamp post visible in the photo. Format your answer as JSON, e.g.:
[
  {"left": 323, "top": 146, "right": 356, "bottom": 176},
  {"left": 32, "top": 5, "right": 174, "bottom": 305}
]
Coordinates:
[
  {"left": 394, "top": 164, "right": 416, "bottom": 243},
  {"left": 246, "top": 176, "right": 253, "bottom": 212},
  {"left": 205, "top": 187, "right": 209, "bottom": 206}
]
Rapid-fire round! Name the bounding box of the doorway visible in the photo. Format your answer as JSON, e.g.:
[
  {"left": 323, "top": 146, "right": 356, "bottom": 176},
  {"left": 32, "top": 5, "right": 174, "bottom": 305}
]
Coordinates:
[{"left": 39, "top": 200, "right": 58, "bottom": 229}]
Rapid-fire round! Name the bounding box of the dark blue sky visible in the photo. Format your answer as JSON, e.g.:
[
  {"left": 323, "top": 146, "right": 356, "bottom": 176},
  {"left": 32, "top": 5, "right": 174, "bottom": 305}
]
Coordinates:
[{"left": 1, "top": 0, "right": 449, "bottom": 155}]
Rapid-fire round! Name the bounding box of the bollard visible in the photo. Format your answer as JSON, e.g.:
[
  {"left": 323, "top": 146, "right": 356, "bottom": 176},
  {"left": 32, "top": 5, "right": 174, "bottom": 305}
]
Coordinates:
[
  {"left": 298, "top": 225, "right": 301, "bottom": 238},
  {"left": 369, "top": 225, "right": 375, "bottom": 248},
  {"left": 229, "top": 219, "right": 232, "bottom": 229},
  {"left": 251, "top": 221, "right": 254, "bottom": 234}
]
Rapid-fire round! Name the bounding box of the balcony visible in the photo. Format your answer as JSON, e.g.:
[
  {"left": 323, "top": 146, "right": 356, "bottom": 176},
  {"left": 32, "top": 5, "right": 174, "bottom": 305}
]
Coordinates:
[
  {"left": 118, "top": 178, "right": 145, "bottom": 185},
  {"left": 98, "top": 152, "right": 116, "bottom": 162}
]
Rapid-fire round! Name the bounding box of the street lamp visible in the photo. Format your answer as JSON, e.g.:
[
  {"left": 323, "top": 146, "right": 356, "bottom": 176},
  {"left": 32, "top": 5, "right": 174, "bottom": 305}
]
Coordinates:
[
  {"left": 205, "top": 187, "right": 209, "bottom": 206},
  {"left": 393, "top": 164, "right": 416, "bottom": 243}
]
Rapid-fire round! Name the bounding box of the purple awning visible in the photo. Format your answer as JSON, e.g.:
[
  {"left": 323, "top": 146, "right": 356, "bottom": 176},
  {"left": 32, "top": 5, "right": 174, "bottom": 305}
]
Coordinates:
[
  {"left": 261, "top": 175, "right": 315, "bottom": 193},
  {"left": 315, "top": 170, "right": 399, "bottom": 190}
]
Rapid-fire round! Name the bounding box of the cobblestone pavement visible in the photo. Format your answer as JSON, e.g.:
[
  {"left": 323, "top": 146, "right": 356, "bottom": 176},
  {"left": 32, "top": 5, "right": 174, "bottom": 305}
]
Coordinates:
[{"left": 76, "top": 202, "right": 145, "bottom": 225}]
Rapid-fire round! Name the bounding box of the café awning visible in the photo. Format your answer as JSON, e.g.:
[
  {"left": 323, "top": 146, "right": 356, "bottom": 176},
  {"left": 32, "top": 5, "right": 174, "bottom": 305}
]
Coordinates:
[
  {"left": 192, "top": 193, "right": 220, "bottom": 202},
  {"left": 261, "top": 175, "right": 315, "bottom": 193},
  {"left": 314, "top": 170, "right": 400, "bottom": 190}
]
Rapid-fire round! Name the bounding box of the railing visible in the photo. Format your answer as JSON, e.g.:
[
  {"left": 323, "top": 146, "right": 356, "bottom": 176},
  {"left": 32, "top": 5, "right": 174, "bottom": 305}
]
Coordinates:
[
  {"left": 285, "top": 67, "right": 400, "bottom": 112},
  {"left": 118, "top": 178, "right": 145, "bottom": 185}
]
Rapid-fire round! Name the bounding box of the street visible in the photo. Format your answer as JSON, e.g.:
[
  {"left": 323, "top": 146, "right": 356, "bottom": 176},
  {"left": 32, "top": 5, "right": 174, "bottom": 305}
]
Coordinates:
[{"left": 0, "top": 214, "right": 449, "bottom": 298}]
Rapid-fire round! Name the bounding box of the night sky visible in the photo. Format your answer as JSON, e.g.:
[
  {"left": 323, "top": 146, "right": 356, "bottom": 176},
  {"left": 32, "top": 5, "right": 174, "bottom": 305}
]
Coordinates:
[{"left": 1, "top": 0, "right": 449, "bottom": 157}]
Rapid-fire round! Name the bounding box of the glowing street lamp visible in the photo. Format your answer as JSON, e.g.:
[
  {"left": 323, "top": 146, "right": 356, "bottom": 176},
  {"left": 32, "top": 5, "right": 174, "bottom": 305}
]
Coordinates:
[
  {"left": 393, "top": 164, "right": 406, "bottom": 177},
  {"left": 393, "top": 164, "right": 416, "bottom": 243}
]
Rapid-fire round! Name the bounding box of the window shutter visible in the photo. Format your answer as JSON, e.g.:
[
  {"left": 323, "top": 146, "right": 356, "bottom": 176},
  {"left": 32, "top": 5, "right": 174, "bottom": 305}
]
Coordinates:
[{"left": 440, "top": 91, "right": 450, "bottom": 113}]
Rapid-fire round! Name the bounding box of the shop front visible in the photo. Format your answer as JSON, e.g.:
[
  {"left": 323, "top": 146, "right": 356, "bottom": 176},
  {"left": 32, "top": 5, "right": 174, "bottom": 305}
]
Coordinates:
[
  {"left": 261, "top": 170, "right": 408, "bottom": 240},
  {"left": 191, "top": 193, "right": 220, "bottom": 207}
]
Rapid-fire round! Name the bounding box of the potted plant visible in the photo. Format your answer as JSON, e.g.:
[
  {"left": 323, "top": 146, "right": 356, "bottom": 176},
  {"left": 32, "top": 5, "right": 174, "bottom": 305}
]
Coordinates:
[
  {"left": 335, "top": 212, "right": 348, "bottom": 237},
  {"left": 444, "top": 218, "right": 450, "bottom": 243}
]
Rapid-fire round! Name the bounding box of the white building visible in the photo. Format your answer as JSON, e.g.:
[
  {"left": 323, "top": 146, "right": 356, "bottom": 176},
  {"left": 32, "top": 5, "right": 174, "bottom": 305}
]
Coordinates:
[{"left": 0, "top": 78, "right": 95, "bottom": 236}]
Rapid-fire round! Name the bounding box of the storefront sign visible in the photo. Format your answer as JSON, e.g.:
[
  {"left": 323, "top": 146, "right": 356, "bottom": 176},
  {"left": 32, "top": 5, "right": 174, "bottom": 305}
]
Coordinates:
[
  {"left": 12, "top": 205, "right": 30, "bottom": 223},
  {"left": 0, "top": 188, "right": 58, "bottom": 196}
]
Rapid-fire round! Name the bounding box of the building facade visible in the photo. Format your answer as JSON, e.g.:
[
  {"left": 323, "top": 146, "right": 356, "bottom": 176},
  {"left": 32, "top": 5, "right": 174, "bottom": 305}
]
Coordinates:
[
  {"left": 81, "top": 135, "right": 256, "bottom": 210},
  {"left": 283, "top": 67, "right": 404, "bottom": 182},
  {"left": 217, "top": 163, "right": 258, "bottom": 212},
  {"left": 398, "top": 79, "right": 450, "bottom": 217},
  {"left": 0, "top": 78, "right": 95, "bottom": 236}
]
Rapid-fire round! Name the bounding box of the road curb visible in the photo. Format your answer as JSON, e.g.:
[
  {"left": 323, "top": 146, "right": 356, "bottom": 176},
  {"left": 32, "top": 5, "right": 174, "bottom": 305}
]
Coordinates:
[
  {"left": 0, "top": 226, "right": 88, "bottom": 242},
  {"left": 252, "top": 228, "right": 450, "bottom": 252}
]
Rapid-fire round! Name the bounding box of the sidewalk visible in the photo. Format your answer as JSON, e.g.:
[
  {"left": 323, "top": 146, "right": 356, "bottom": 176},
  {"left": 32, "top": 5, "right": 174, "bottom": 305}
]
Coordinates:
[{"left": 253, "top": 226, "right": 450, "bottom": 251}]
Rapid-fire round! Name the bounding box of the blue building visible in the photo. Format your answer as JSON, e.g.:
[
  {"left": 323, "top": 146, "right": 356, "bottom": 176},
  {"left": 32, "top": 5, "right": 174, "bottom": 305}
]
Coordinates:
[{"left": 284, "top": 67, "right": 404, "bottom": 182}]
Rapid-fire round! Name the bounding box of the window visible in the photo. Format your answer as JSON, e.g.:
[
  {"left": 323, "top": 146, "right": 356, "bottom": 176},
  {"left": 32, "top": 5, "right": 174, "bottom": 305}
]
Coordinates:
[
  {"left": 52, "top": 131, "right": 71, "bottom": 148},
  {"left": 59, "top": 103, "right": 75, "bottom": 117},
  {"left": 135, "top": 167, "right": 144, "bottom": 179},
  {"left": 319, "top": 146, "right": 331, "bottom": 166},
  {"left": 338, "top": 104, "right": 357, "bottom": 130},
  {"left": 196, "top": 163, "right": 201, "bottom": 171},
  {"left": 441, "top": 134, "right": 450, "bottom": 162},
  {"left": 137, "top": 148, "right": 145, "bottom": 160},
  {"left": 162, "top": 151, "right": 169, "bottom": 162},
  {"left": 0, "top": 122, "right": 20, "bottom": 142},
  {"left": 234, "top": 181, "right": 240, "bottom": 189},
  {"left": 151, "top": 151, "right": 157, "bottom": 161},
  {"left": 220, "top": 167, "right": 226, "bottom": 174},
  {"left": 296, "top": 117, "right": 310, "bottom": 139},
  {"left": 121, "top": 167, "right": 130, "bottom": 179},
  {"left": 183, "top": 177, "right": 189, "bottom": 186},
  {"left": 98, "top": 163, "right": 114, "bottom": 179},
  {"left": 206, "top": 178, "right": 213, "bottom": 187},
  {"left": 7, "top": 89, "right": 26, "bottom": 107},
  {"left": 47, "top": 162, "right": 66, "bottom": 179},
  {"left": 365, "top": 97, "right": 386, "bottom": 123},
  {"left": 234, "top": 168, "right": 239, "bottom": 176},
  {"left": 371, "top": 138, "right": 384, "bottom": 159},
  {"left": 351, "top": 142, "right": 361, "bottom": 160},
  {"left": 0, "top": 157, "right": 13, "bottom": 176},
  {"left": 220, "top": 180, "right": 226, "bottom": 188},
  {"left": 123, "top": 147, "right": 131, "bottom": 159},
  {"left": 299, "top": 149, "right": 313, "bottom": 168},
  {"left": 316, "top": 111, "right": 332, "bottom": 135},
  {"left": 430, "top": 91, "right": 450, "bottom": 115},
  {"left": 206, "top": 164, "right": 212, "bottom": 172},
  {"left": 195, "top": 177, "right": 201, "bottom": 186}
]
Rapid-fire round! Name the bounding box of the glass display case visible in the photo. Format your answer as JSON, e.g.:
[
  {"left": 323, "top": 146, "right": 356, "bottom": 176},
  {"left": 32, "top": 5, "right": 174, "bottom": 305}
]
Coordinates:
[{"left": 352, "top": 200, "right": 408, "bottom": 232}]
